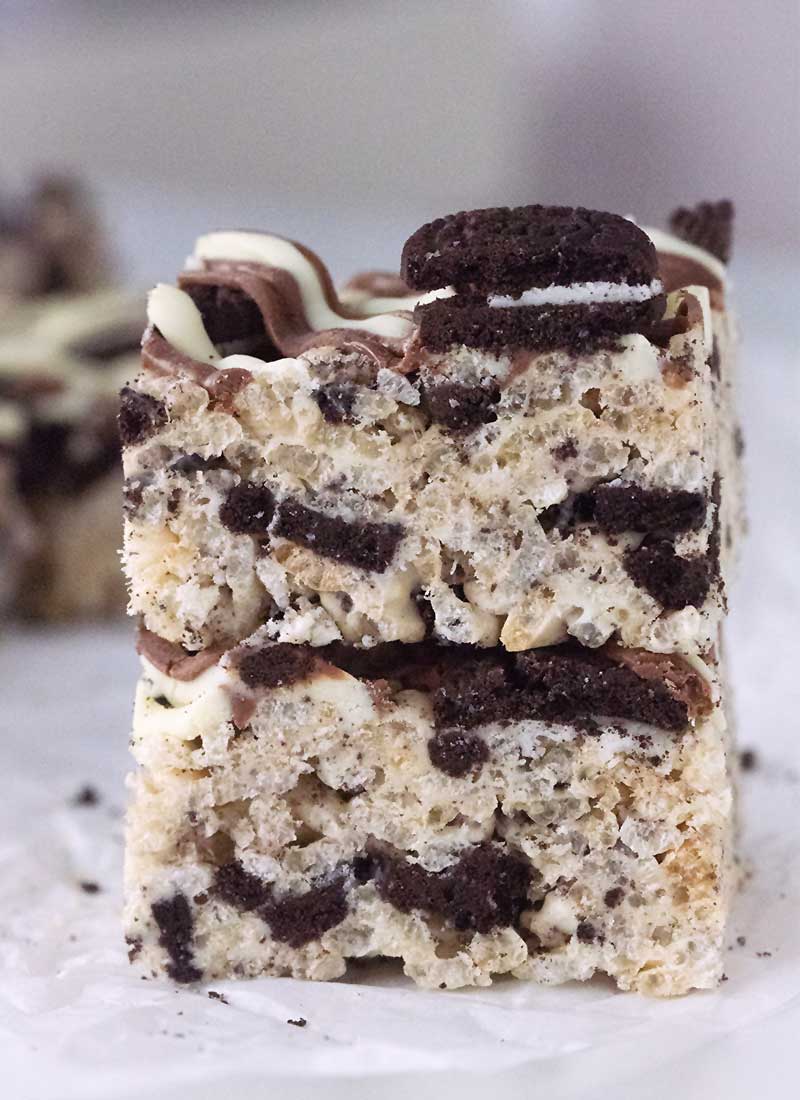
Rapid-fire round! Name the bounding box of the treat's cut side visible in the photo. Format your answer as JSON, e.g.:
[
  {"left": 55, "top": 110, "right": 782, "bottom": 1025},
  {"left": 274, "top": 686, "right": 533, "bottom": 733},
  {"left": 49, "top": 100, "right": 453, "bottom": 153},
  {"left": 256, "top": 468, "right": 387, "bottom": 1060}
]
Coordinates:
[
  {"left": 125, "top": 633, "right": 734, "bottom": 994},
  {"left": 121, "top": 273, "right": 733, "bottom": 657}
]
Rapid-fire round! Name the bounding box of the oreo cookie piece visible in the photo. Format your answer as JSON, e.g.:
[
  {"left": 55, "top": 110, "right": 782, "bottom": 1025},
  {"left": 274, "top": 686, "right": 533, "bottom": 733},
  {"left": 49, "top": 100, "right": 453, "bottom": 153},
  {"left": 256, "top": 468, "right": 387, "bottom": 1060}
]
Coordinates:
[
  {"left": 118, "top": 387, "right": 168, "bottom": 447},
  {"left": 401, "top": 205, "right": 658, "bottom": 295},
  {"left": 415, "top": 295, "right": 665, "bottom": 355},
  {"left": 669, "top": 200, "right": 734, "bottom": 264},
  {"left": 402, "top": 205, "right": 665, "bottom": 354},
  {"left": 181, "top": 279, "right": 281, "bottom": 359},
  {"left": 624, "top": 540, "right": 712, "bottom": 610}
]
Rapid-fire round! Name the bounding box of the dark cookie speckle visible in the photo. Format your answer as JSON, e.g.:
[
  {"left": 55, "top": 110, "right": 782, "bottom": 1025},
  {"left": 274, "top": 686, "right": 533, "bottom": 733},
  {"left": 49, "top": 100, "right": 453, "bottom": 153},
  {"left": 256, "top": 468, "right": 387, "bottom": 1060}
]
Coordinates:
[
  {"left": 580, "top": 484, "right": 707, "bottom": 538},
  {"left": 126, "top": 936, "right": 143, "bottom": 963},
  {"left": 275, "top": 499, "right": 403, "bottom": 573},
  {"left": 315, "top": 382, "right": 358, "bottom": 424},
  {"left": 423, "top": 381, "right": 500, "bottom": 431},
  {"left": 576, "top": 920, "right": 603, "bottom": 944},
  {"left": 740, "top": 749, "right": 758, "bottom": 772},
  {"left": 118, "top": 387, "right": 168, "bottom": 446},
  {"left": 604, "top": 886, "right": 625, "bottom": 909},
  {"left": 236, "top": 643, "right": 317, "bottom": 690},
  {"left": 624, "top": 540, "right": 712, "bottom": 610},
  {"left": 219, "top": 481, "right": 275, "bottom": 535},
  {"left": 72, "top": 785, "right": 100, "bottom": 807},
  {"left": 151, "top": 893, "right": 203, "bottom": 983},
  {"left": 428, "top": 728, "right": 489, "bottom": 777},
  {"left": 170, "top": 453, "right": 231, "bottom": 476}
]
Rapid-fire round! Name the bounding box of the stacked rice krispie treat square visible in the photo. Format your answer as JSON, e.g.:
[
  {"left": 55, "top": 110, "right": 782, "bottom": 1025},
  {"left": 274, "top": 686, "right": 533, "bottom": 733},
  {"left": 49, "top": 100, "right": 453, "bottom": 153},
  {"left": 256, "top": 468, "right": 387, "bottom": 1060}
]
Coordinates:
[{"left": 122, "top": 201, "right": 743, "bottom": 994}]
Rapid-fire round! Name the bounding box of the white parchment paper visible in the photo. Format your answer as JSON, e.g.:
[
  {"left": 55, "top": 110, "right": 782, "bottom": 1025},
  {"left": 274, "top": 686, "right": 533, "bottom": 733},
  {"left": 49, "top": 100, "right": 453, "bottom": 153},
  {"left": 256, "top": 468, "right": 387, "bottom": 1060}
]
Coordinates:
[{"left": 2, "top": 335, "right": 798, "bottom": 1100}]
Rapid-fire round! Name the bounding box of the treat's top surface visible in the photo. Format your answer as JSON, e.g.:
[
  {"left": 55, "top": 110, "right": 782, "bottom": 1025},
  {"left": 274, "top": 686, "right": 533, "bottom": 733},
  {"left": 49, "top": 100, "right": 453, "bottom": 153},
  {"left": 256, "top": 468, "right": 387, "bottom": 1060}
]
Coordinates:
[
  {"left": 400, "top": 205, "right": 659, "bottom": 295},
  {"left": 141, "top": 202, "right": 732, "bottom": 374},
  {"left": 190, "top": 231, "right": 415, "bottom": 341}
]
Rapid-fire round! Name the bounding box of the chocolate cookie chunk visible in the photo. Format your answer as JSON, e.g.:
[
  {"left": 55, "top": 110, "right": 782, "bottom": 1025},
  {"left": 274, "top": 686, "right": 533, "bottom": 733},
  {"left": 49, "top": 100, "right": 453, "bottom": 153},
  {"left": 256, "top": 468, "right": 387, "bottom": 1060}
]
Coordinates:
[
  {"left": 669, "top": 200, "right": 734, "bottom": 264},
  {"left": 401, "top": 205, "right": 658, "bottom": 295},
  {"left": 118, "top": 387, "right": 168, "bottom": 446},
  {"left": 624, "top": 540, "right": 712, "bottom": 610},
  {"left": 416, "top": 295, "right": 665, "bottom": 355}
]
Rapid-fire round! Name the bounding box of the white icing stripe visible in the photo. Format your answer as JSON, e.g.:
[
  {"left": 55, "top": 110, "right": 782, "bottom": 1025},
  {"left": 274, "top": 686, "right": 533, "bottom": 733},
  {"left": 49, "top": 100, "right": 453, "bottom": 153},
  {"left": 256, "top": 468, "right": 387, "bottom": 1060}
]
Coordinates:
[
  {"left": 642, "top": 226, "right": 728, "bottom": 285},
  {"left": 487, "top": 279, "right": 663, "bottom": 309},
  {"left": 147, "top": 284, "right": 220, "bottom": 364},
  {"left": 192, "top": 231, "right": 415, "bottom": 341}
]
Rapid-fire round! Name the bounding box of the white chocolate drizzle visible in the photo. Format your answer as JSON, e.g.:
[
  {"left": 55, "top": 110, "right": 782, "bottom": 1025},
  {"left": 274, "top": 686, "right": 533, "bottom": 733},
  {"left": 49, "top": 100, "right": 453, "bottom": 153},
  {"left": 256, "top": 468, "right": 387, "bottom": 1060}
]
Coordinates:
[{"left": 192, "top": 231, "right": 415, "bottom": 341}]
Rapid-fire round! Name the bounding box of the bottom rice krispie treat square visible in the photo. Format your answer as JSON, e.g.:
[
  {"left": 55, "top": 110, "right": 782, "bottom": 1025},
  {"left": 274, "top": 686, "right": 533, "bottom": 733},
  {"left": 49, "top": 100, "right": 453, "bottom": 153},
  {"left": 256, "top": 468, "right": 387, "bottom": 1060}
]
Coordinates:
[{"left": 125, "top": 630, "right": 734, "bottom": 995}]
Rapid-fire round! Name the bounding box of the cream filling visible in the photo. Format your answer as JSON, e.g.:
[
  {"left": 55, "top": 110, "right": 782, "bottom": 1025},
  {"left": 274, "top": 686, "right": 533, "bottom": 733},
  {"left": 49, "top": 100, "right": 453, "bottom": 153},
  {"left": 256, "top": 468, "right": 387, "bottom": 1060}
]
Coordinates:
[
  {"left": 487, "top": 278, "right": 663, "bottom": 309},
  {"left": 191, "top": 231, "right": 415, "bottom": 341}
]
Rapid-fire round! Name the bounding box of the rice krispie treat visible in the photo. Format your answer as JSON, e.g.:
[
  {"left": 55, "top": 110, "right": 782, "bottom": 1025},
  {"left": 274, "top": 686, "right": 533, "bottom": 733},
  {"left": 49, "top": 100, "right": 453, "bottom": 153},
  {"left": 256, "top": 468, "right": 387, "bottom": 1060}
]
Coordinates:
[
  {"left": 123, "top": 206, "right": 740, "bottom": 656},
  {"left": 0, "top": 290, "right": 143, "bottom": 617},
  {"left": 122, "top": 202, "right": 741, "bottom": 994},
  {"left": 126, "top": 630, "right": 732, "bottom": 995}
]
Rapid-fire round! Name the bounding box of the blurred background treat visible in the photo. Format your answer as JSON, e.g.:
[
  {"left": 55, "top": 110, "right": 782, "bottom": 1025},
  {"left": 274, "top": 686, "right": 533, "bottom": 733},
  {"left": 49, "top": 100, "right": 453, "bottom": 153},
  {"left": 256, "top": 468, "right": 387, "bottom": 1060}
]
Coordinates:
[
  {"left": 0, "top": 287, "right": 143, "bottom": 617},
  {"left": 0, "top": 175, "right": 110, "bottom": 329},
  {"left": 0, "top": 176, "right": 142, "bottom": 618}
]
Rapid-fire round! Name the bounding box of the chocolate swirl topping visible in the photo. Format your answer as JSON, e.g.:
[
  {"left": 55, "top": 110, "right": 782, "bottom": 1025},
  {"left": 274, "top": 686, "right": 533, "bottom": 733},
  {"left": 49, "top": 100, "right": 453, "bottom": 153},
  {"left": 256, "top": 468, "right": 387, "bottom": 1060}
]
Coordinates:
[{"left": 141, "top": 214, "right": 725, "bottom": 387}]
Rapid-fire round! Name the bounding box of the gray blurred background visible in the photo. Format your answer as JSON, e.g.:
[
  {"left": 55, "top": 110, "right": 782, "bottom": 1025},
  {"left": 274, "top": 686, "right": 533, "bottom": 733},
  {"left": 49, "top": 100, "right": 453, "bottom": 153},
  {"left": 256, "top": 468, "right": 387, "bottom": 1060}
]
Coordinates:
[{"left": 1, "top": 0, "right": 797, "bottom": 297}]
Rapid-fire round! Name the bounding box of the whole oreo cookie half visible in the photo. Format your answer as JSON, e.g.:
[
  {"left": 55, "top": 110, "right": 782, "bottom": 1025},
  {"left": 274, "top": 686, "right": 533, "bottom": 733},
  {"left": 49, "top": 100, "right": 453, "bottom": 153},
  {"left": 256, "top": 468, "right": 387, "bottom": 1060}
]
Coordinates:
[{"left": 401, "top": 205, "right": 658, "bottom": 295}]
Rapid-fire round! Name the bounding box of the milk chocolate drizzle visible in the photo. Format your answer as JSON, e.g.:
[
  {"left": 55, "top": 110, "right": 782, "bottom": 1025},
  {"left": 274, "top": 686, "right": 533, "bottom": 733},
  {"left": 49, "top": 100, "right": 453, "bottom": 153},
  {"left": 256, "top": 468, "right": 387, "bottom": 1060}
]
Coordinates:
[{"left": 142, "top": 229, "right": 724, "bottom": 391}]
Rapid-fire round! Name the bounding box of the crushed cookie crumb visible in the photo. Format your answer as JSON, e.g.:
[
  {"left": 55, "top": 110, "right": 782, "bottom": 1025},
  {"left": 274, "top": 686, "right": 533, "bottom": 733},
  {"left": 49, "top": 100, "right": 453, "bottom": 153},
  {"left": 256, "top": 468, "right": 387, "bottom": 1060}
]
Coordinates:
[
  {"left": 72, "top": 785, "right": 100, "bottom": 806},
  {"left": 739, "top": 749, "right": 758, "bottom": 772}
]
